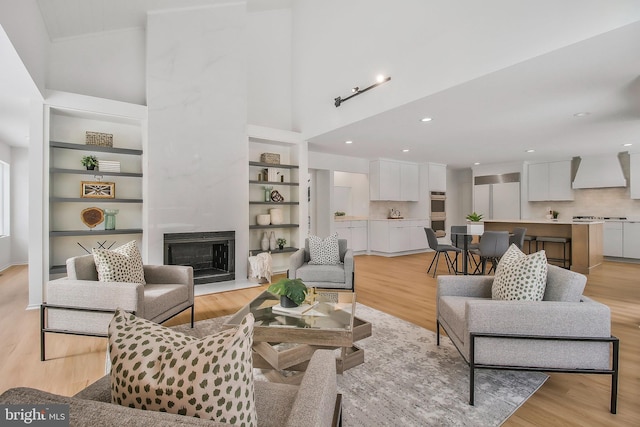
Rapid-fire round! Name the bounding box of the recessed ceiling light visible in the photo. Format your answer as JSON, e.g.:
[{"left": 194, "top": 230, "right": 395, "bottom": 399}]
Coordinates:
[
  {"left": 420, "top": 117, "right": 432, "bottom": 122},
  {"left": 573, "top": 112, "right": 591, "bottom": 117},
  {"left": 345, "top": 140, "right": 353, "bottom": 144},
  {"left": 376, "top": 74, "right": 386, "bottom": 83},
  {"left": 402, "top": 149, "right": 410, "bottom": 153},
  {"left": 623, "top": 143, "right": 633, "bottom": 147},
  {"left": 474, "top": 162, "right": 480, "bottom": 165},
  {"left": 526, "top": 149, "right": 535, "bottom": 153}
]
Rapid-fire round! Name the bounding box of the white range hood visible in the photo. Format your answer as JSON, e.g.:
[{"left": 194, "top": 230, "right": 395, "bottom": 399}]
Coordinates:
[{"left": 572, "top": 155, "right": 626, "bottom": 189}]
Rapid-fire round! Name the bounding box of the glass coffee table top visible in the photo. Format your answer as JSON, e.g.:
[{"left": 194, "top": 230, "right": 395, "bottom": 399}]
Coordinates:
[{"left": 225, "top": 289, "right": 355, "bottom": 332}]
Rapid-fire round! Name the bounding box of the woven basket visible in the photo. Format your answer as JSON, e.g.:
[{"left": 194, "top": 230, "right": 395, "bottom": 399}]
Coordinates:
[
  {"left": 86, "top": 131, "right": 113, "bottom": 147},
  {"left": 260, "top": 153, "right": 280, "bottom": 164}
]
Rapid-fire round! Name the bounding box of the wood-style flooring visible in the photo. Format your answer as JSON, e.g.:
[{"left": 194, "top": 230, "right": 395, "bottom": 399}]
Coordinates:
[{"left": 0, "top": 255, "right": 638, "bottom": 426}]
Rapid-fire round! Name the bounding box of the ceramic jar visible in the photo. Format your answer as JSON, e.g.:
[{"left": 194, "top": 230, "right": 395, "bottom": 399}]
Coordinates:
[
  {"left": 261, "top": 232, "right": 269, "bottom": 251},
  {"left": 269, "top": 208, "right": 283, "bottom": 225}
]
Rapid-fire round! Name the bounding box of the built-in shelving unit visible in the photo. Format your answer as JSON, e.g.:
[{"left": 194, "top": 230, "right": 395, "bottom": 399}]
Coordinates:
[{"left": 46, "top": 94, "right": 146, "bottom": 277}]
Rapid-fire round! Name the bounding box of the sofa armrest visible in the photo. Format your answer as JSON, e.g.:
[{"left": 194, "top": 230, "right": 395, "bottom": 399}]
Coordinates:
[
  {"left": 144, "top": 265, "right": 193, "bottom": 285},
  {"left": 288, "top": 249, "right": 305, "bottom": 279},
  {"left": 286, "top": 350, "right": 338, "bottom": 427},
  {"left": 466, "top": 299, "right": 611, "bottom": 338},
  {"left": 46, "top": 278, "right": 144, "bottom": 313},
  {"left": 437, "top": 275, "right": 494, "bottom": 299},
  {"left": 343, "top": 249, "right": 354, "bottom": 289}
]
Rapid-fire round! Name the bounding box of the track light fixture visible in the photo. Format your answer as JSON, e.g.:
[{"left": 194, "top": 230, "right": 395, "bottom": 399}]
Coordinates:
[{"left": 334, "top": 75, "right": 391, "bottom": 107}]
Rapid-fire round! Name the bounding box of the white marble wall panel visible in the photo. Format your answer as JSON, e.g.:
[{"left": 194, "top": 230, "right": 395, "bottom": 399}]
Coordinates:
[{"left": 146, "top": 4, "right": 248, "bottom": 277}]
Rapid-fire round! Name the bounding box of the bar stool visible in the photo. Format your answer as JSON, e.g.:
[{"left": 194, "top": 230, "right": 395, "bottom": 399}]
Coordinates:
[
  {"left": 523, "top": 235, "right": 536, "bottom": 254},
  {"left": 536, "top": 236, "right": 571, "bottom": 268}
]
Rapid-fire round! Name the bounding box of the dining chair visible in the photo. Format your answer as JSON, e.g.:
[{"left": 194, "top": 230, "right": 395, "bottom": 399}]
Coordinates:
[
  {"left": 450, "top": 225, "right": 478, "bottom": 274},
  {"left": 469, "top": 231, "right": 510, "bottom": 274},
  {"left": 509, "top": 227, "right": 527, "bottom": 250},
  {"left": 425, "top": 227, "right": 462, "bottom": 277}
]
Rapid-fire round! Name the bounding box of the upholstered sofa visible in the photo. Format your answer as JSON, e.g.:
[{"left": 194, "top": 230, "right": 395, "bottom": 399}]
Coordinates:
[
  {"left": 0, "top": 349, "right": 341, "bottom": 427},
  {"left": 289, "top": 238, "right": 354, "bottom": 290},
  {"left": 41, "top": 253, "right": 194, "bottom": 360},
  {"left": 436, "top": 264, "right": 619, "bottom": 413}
]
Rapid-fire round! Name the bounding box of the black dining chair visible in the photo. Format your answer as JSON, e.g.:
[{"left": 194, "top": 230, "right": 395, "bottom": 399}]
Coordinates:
[
  {"left": 469, "top": 231, "right": 510, "bottom": 274},
  {"left": 425, "top": 227, "right": 461, "bottom": 277}
]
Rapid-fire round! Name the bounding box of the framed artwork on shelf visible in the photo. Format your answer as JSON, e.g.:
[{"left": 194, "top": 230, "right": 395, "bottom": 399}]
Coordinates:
[{"left": 81, "top": 181, "right": 115, "bottom": 199}]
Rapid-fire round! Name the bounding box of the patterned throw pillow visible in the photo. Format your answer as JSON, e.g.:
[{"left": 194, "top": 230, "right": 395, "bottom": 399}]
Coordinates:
[
  {"left": 93, "top": 240, "right": 146, "bottom": 284},
  {"left": 492, "top": 244, "right": 548, "bottom": 301},
  {"left": 308, "top": 233, "right": 341, "bottom": 265},
  {"left": 108, "top": 309, "right": 256, "bottom": 426}
]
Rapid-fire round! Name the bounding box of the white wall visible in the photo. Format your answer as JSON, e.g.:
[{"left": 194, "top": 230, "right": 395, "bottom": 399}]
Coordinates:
[
  {"left": 146, "top": 4, "right": 248, "bottom": 278},
  {"left": 47, "top": 28, "right": 146, "bottom": 105},
  {"left": 309, "top": 152, "right": 369, "bottom": 174},
  {"left": 10, "top": 147, "right": 28, "bottom": 265},
  {"left": 291, "top": 0, "right": 640, "bottom": 140},
  {"left": 247, "top": 8, "right": 292, "bottom": 130},
  {"left": 334, "top": 171, "right": 369, "bottom": 217},
  {"left": 0, "top": 142, "right": 10, "bottom": 270}
]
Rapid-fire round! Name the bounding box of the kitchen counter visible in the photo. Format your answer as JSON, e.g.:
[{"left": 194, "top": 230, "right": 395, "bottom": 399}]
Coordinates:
[
  {"left": 484, "top": 219, "right": 603, "bottom": 274},
  {"left": 334, "top": 216, "right": 368, "bottom": 221}
]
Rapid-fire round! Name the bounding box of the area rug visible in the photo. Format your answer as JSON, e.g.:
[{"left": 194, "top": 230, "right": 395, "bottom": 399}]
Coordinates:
[{"left": 174, "top": 303, "right": 547, "bottom": 426}]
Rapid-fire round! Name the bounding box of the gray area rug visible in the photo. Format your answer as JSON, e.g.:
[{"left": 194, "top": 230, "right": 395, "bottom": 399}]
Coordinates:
[{"left": 174, "top": 303, "right": 547, "bottom": 426}]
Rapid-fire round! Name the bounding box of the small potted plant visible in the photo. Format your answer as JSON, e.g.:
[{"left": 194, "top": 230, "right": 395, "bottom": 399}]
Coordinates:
[
  {"left": 466, "top": 211, "right": 484, "bottom": 234},
  {"left": 552, "top": 210, "right": 559, "bottom": 220},
  {"left": 276, "top": 237, "right": 286, "bottom": 250},
  {"left": 267, "top": 278, "right": 308, "bottom": 308},
  {"left": 81, "top": 155, "right": 98, "bottom": 170}
]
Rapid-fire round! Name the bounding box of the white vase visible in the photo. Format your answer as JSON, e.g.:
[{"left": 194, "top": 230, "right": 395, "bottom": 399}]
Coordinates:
[
  {"left": 269, "top": 208, "right": 283, "bottom": 225},
  {"left": 269, "top": 231, "right": 277, "bottom": 250},
  {"left": 466, "top": 222, "right": 484, "bottom": 235},
  {"left": 261, "top": 232, "right": 269, "bottom": 251}
]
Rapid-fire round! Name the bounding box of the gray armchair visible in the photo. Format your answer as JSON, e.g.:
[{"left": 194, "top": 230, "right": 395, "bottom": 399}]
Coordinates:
[
  {"left": 436, "top": 264, "right": 619, "bottom": 413},
  {"left": 41, "top": 254, "right": 194, "bottom": 360},
  {"left": 288, "top": 238, "right": 354, "bottom": 290}
]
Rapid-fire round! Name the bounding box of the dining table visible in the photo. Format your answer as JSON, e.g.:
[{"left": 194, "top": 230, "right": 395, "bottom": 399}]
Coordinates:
[{"left": 450, "top": 230, "right": 484, "bottom": 275}]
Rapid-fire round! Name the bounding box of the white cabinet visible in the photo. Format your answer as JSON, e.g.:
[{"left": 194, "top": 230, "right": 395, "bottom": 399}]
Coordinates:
[
  {"left": 370, "top": 220, "right": 428, "bottom": 254},
  {"left": 527, "top": 161, "right": 573, "bottom": 201},
  {"left": 428, "top": 163, "right": 447, "bottom": 192},
  {"left": 334, "top": 220, "right": 368, "bottom": 252},
  {"left": 630, "top": 153, "right": 640, "bottom": 199},
  {"left": 370, "top": 160, "right": 419, "bottom": 201},
  {"left": 623, "top": 222, "right": 640, "bottom": 259},
  {"left": 603, "top": 221, "right": 623, "bottom": 257}
]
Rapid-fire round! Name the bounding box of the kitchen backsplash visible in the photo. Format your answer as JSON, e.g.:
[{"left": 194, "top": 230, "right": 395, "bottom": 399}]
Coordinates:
[
  {"left": 530, "top": 187, "right": 640, "bottom": 220},
  {"left": 369, "top": 201, "right": 414, "bottom": 219}
]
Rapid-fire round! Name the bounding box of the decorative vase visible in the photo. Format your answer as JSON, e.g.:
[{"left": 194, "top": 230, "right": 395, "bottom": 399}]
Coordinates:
[
  {"left": 269, "top": 208, "right": 283, "bottom": 225},
  {"left": 264, "top": 186, "right": 273, "bottom": 202},
  {"left": 261, "top": 232, "right": 269, "bottom": 251},
  {"left": 104, "top": 209, "right": 119, "bottom": 230},
  {"left": 269, "top": 232, "right": 277, "bottom": 250},
  {"left": 466, "top": 222, "right": 484, "bottom": 235},
  {"left": 280, "top": 295, "right": 298, "bottom": 308}
]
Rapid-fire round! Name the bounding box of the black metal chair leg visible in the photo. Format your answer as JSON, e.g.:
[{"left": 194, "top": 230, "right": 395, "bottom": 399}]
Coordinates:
[
  {"left": 40, "top": 305, "right": 46, "bottom": 361},
  {"left": 190, "top": 305, "right": 195, "bottom": 328},
  {"left": 611, "top": 338, "right": 619, "bottom": 414},
  {"left": 436, "top": 320, "right": 440, "bottom": 346},
  {"left": 427, "top": 252, "right": 438, "bottom": 275},
  {"left": 432, "top": 253, "right": 441, "bottom": 278}
]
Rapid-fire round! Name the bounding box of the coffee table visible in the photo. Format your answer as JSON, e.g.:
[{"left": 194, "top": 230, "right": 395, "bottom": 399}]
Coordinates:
[{"left": 224, "top": 289, "right": 371, "bottom": 374}]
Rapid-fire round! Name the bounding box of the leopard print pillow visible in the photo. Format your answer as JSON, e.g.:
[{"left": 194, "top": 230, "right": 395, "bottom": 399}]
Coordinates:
[
  {"left": 108, "top": 309, "right": 256, "bottom": 426},
  {"left": 308, "top": 233, "right": 341, "bottom": 265},
  {"left": 93, "top": 240, "right": 146, "bottom": 284},
  {"left": 492, "top": 244, "right": 548, "bottom": 301}
]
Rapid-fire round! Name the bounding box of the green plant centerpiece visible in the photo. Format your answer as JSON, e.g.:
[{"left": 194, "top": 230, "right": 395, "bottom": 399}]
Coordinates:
[
  {"left": 81, "top": 155, "right": 98, "bottom": 170},
  {"left": 276, "top": 237, "right": 286, "bottom": 250},
  {"left": 466, "top": 212, "right": 484, "bottom": 222},
  {"left": 335, "top": 211, "right": 346, "bottom": 217},
  {"left": 267, "top": 278, "right": 309, "bottom": 308}
]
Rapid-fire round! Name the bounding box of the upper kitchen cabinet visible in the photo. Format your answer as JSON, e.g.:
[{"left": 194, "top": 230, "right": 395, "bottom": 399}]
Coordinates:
[
  {"left": 527, "top": 160, "right": 574, "bottom": 201},
  {"left": 428, "top": 163, "right": 447, "bottom": 192},
  {"left": 370, "top": 160, "right": 419, "bottom": 201},
  {"left": 630, "top": 153, "right": 640, "bottom": 199}
]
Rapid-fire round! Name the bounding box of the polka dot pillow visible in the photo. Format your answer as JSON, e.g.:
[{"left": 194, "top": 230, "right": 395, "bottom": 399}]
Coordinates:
[
  {"left": 492, "top": 244, "right": 548, "bottom": 301},
  {"left": 308, "top": 233, "right": 341, "bottom": 265},
  {"left": 93, "top": 240, "right": 146, "bottom": 284},
  {"left": 108, "top": 309, "right": 256, "bottom": 426}
]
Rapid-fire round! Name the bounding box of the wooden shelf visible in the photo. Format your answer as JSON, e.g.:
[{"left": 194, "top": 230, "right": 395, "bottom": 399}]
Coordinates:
[
  {"left": 50, "top": 168, "right": 142, "bottom": 178},
  {"left": 249, "top": 201, "right": 299, "bottom": 205},
  {"left": 249, "top": 224, "right": 299, "bottom": 230},
  {"left": 50, "top": 141, "right": 143, "bottom": 155},
  {"left": 50, "top": 229, "right": 143, "bottom": 237},
  {"left": 50, "top": 198, "right": 143, "bottom": 203},
  {"left": 249, "top": 180, "right": 299, "bottom": 186},
  {"left": 249, "top": 161, "right": 298, "bottom": 169}
]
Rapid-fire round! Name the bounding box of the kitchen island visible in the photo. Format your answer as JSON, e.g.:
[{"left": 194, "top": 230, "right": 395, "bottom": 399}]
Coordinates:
[{"left": 484, "top": 219, "right": 603, "bottom": 274}]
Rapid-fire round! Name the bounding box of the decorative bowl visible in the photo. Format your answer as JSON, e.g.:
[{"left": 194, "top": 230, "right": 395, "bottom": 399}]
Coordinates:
[{"left": 257, "top": 214, "right": 271, "bottom": 225}]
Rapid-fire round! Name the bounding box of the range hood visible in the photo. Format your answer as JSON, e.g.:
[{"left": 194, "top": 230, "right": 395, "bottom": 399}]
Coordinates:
[{"left": 572, "top": 155, "right": 626, "bottom": 189}]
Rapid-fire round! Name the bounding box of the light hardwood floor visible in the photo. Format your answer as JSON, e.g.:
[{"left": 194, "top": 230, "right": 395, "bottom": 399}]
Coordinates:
[{"left": 0, "top": 255, "right": 638, "bottom": 426}]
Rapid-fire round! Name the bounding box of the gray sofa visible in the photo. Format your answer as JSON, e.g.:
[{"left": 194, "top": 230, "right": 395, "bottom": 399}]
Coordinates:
[
  {"left": 289, "top": 238, "right": 354, "bottom": 290},
  {"left": 436, "top": 264, "right": 619, "bottom": 413},
  {"left": 0, "top": 349, "right": 341, "bottom": 427},
  {"left": 42, "top": 254, "right": 194, "bottom": 360}
]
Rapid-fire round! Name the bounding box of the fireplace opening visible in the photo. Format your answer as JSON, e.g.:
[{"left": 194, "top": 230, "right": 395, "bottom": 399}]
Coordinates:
[{"left": 164, "top": 231, "right": 235, "bottom": 284}]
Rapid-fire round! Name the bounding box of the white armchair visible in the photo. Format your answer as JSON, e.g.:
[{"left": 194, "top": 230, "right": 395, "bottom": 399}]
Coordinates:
[{"left": 41, "top": 254, "right": 194, "bottom": 360}]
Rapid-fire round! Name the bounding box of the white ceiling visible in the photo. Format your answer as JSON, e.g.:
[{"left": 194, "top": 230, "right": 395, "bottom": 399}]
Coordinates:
[{"left": 2, "top": 2, "right": 639, "bottom": 170}]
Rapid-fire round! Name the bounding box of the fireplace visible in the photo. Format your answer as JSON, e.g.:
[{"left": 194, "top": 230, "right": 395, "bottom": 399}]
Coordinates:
[{"left": 164, "top": 231, "right": 235, "bottom": 284}]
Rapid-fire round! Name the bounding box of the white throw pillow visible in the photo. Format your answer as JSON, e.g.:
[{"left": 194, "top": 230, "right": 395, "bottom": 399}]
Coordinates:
[
  {"left": 93, "top": 240, "right": 146, "bottom": 284},
  {"left": 308, "top": 233, "right": 341, "bottom": 265},
  {"left": 492, "top": 244, "right": 548, "bottom": 301}
]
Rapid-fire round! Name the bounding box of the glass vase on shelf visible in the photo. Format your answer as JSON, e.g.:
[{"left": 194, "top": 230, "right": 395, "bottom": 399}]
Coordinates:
[
  {"left": 104, "top": 209, "right": 119, "bottom": 230},
  {"left": 263, "top": 186, "right": 273, "bottom": 202}
]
